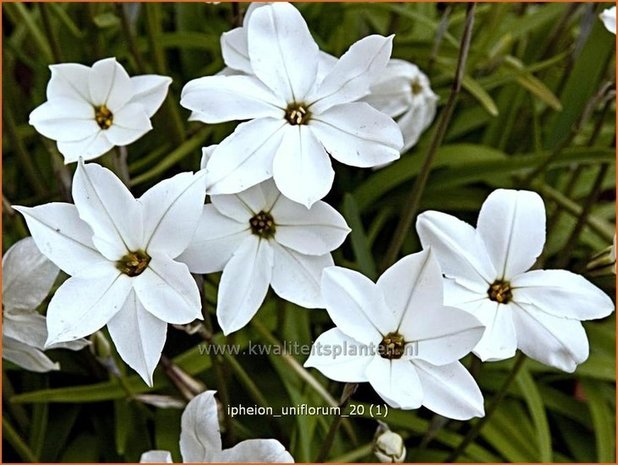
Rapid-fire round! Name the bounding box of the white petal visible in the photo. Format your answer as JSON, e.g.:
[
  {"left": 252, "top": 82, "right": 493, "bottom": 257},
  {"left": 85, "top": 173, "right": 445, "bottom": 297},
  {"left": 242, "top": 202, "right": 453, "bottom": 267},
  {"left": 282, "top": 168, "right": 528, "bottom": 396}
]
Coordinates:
[
  {"left": 414, "top": 360, "right": 484, "bottom": 420},
  {"left": 304, "top": 328, "right": 372, "bottom": 382},
  {"left": 177, "top": 205, "right": 249, "bottom": 274},
  {"left": 248, "top": 3, "right": 319, "bottom": 103},
  {"left": 398, "top": 102, "right": 437, "bottom": 152},
  {"left": 47, "top": 63, "right": 92, "bottom": 102},
  {"left": 181, "top": 75, "right": 284, "bottom": 123},
  {"left": 46, "top": 272, "right": 132, "bottom": 345},
  {"left": 416, "top": 211, "right": 496, "bottom": 288},
  {"left": 270, "top": 197, "right": 350, "bottom": 255},
  {"left": 201, "top": 144, "right": 217, "bottom": 169},
  {"left": 180, "top": 390, "right": 221, "bottom": 462},
  {"left": 217, "top": 236, "right": 273, "bottom": 335},
  {"left": 270, "top": 242, "right": 332, "bottom": 308},
  {"left": 88, "top": 57, "right": 133, "bottom": 110},
  {"left": 140, "top": 450, "right": 173, "bottom": 463},
  {"left": 205, "top": 118, "right": 287, "bottom": 195},
  {"left": 511, "top": 302, "right": 589, "bottom": 372},
  {"left": 273, "top": 126, "right": 334, "bottom": 208},
  {"left": 108, "top": 290, "right": 167, "bottom": 386},
  {"left": 2, "top": 237, "right": 59, "bottom": 312},
  {"left": 140, "top": 171, "right": 206, "bottom": 258},
  {"left": 29, "top": 99, "right": 98, "bottom": 142},
  {"left": 3, "top": 311, "right": 48, "bottom": 349},
  {"left": 476, "top": 189, "right": 545, "bottom": 279},
  {"left": 133, "top": 256, "right": 202, "bottom": 325},
  {"left": 377, "top": 249, "right": 444, "bottom": 329},
  {"left": 73, "top": 161, "right": 142, "bottom": 259},
  {"left": 321, "top": 266, "right": 394, "bottom": 344},
  {"left": 309, "top": 35, "right": 393, "bottom": 113},
  {"left": 57, "top": 130, "right": 114, "bottom": 162},
  {"left": 130, "top": 75, "right": 172, "bottom": 117},
  {"left": 311, "top": 102, "right": 402, "bottom": 168},
  {"left": 13, "top": 203, "right": 109, "bottom": 277},
  {"left": 600, "top": 7, "right": 616, "bottom": 34},
  {"left": 472, "top": 301, "right": 518, "bottom": 362},
  {"left": 104, "top": 102, "right": 152, "bottom": 146},
  {"left": 220, "top": 27, "right": 252, "bottom": 74},
  {"left": 217, "top": 439, "right": 294, "bottom": 463},
  {"left": 2, "top": 338, "right": 59, "bottom": 373},
  {"left": 366, "top": 357, "right": 423, "bottom": 409},
  {"left": 512, "top": 270, "right": 614, "bottom": 320},
  {"left": 210, "top": 183, "right": 271, "bottom": 222}
]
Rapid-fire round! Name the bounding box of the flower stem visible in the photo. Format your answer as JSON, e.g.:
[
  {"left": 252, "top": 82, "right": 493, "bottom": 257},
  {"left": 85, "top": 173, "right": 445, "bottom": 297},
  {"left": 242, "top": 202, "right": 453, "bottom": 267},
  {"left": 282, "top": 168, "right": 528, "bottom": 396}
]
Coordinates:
[
  {"left": 2, "top": 417, "right": 38, "bottom": 462},
  {"left": 112, "top": 146, "right": 131, "bottom": 186},
  {"left": 315, "top": 382, "right": 358, "bottom": 462},
  {"left": 445, "top": 352, "right": 527, "bottom": 462},
  {"left": 382, "top": 2, "right": 476, "bottom": 270},
  {"left": 144, "top": 3, "right": 186, "bottom": 147}
]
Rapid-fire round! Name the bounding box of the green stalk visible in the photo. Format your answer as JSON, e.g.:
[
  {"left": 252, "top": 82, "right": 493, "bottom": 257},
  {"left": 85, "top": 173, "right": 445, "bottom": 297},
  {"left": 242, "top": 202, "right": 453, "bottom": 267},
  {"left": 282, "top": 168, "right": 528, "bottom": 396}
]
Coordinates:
[
  {"left": 3, "top": 417, "right": 38, "bottom": 462},
  {"left": 445, "top": 352, "right": 527, "bottom": 462},
  {"left": 315, "top": 382, "right": 358, "bottom": 462},
  {"left": 144, "top": 3, "right": 186, "bottom": 146},
  {"left": 5, "top": 3, "right": 53, "bottom": 63},
  {"left": 117, "top": 3, "right": 146, "bottom": 73},
  {"left": 382, "top": 3, "right": 476, "bottom": 270},
  {"left": 39, "top": 3, "right": 62, "bottom": 62}
]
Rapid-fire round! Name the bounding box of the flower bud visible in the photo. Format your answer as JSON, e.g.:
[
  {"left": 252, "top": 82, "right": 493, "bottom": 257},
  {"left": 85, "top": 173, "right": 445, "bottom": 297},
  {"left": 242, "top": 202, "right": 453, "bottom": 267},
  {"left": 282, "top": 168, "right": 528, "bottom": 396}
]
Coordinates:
[{"left": 373, "top": 423, "right": 406, "bottom": 463}]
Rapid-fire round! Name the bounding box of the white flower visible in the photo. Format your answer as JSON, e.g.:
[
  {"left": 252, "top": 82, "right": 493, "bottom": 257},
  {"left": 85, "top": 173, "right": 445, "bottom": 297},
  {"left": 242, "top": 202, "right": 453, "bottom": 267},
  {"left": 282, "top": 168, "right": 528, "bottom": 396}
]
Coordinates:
[
  {"left": 600, "top": 6, "right": 616, "bottom": 34},
  {"left": 416, "top": 189, "right": 615, "bottom": 372},
  {"left": 305, "top": 249, "right": 485, "bottom": 420},
  {"left": 373, "top": 423, "right": 406, "bottom": 463},
  {"left": 219, "top": 2, "right": 337, "bottom": 81},
  {"left": 140, "top": 390, "right": 294, "bottom": 463},
  {"left": 362, "top": 59, "right": 438, "bottom": 153},
  {"left": 2, "top": 237, "right": 88, "bottom": 372},
  {"left": 181, "top": 2, "right": 403, "bottom": 207},
  {"left": 178, "top": 147, "right": 350, "bottom": 335},
  {"left": 29, "top": 57, "right": 171, "bottom": 163},
  {"left": 15, "top": 161, "right": 205, "bottom": 385}
]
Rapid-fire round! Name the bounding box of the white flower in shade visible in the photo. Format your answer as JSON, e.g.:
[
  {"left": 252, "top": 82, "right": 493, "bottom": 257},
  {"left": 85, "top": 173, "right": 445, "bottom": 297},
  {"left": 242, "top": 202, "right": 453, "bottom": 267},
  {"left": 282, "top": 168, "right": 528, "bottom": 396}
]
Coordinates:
[
  {"left": 178, "top": 147, "right": 350, "bottom": 335},
  {"left": 29, "top": 57, "right": 171, "bottom": 163},
  {"left": 140, "top": 390, "right": 294, "bottom": 463},
  {"left": 362, "top": 59, "right": 438, "bottom": 153},
  {"left": 305, "top": 249, "right": 485, "bottom": 420},
  {"left": 14, "top": 161, "right": 205, "bottom": 385},
  {"left": 2, "top": 237, "right": 88, "bottom": 372},
  {"left": 416, "top": 189, "right": 615, "bottom": 372},
  {"left": 600, "top": 6, "right": 616, "bottom": 34},
  {"left": 181, "top": 2, "right": 403, "bottom": 207}
]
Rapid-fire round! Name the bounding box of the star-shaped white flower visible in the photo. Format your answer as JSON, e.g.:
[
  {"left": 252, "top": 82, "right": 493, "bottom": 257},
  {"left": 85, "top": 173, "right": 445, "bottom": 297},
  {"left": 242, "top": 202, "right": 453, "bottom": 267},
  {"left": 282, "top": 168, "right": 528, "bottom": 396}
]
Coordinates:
[
  {"left": 179, "top": 147, "right": 350, "bottom": 334},
  {"left": 15, "top": 161, "right": 205, "bottom": 385},
  {"left": 600, "top": 6, "right": 616, "bottom": 34},
  {"left": 362, "top": 59, "right": 438, "bottom": 153},
  {"left": 305, "top": 249, "right": 485, "bottom": 420},
  {"left": 416, "top": 188, "right": 615, "bottom": 372},
  {"left": 140, "top": 390, "right": 294, "bottom": 463},
  {"left": 2, "top": 237, "right": 88, "bottom": 373},
  {"left": 181, "top": 2, "right": 403, "bottom": 207},
  {"left": 29, "top": 57, "right": 171, "bottom": 163}
]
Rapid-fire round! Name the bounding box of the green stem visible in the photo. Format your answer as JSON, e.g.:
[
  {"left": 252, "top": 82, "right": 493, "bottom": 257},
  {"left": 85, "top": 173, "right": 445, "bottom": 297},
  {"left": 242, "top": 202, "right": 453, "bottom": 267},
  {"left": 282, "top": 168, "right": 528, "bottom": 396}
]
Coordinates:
[
  {"left": 117, "top": 3, "right": 146, "bottom": 73},
  {"left": 382, "top": 3, "right": 476, "bottom": 270},
  {"left": 144, "top": 3, "right": 185, "bottom": 146},
  {"left": 445, "top": 352, "right": 527, "bottom": 462},
  {"left": 315, "top": 382, "right": 358, "bottom": 462},
  {"left": 3, "top": 417, "right": 38, "bottom": 462},
  {"left": 6, "top": 3, "right": 53, "bottom": 63},
  {"left": 39, "top": 3, "right": 62, "bottom": 62}
]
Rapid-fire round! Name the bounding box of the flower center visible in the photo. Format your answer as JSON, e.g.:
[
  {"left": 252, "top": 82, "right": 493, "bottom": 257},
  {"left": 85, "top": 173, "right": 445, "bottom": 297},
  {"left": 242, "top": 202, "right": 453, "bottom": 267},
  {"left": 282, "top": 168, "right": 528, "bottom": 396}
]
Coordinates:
[
  {"left": 249, "top": 211, "right": 276, "bottom": 239},
  {"left": 411, "top": 79, "right": 423, "bottom": 96},
  {"left": 95, "top": 105, "right": 114, "bottom": 130},
  {"left": 116, "top": 250, "right": 150, "bottom": 277},
  {"left": 488, "top": 280, "right": 512, "bottom": 304},
  {"left": 379, "top": 332, "right": 405, "bottom": 360},
  {"left": 285, "top": 103, "right": 310, "bottom": 125}
]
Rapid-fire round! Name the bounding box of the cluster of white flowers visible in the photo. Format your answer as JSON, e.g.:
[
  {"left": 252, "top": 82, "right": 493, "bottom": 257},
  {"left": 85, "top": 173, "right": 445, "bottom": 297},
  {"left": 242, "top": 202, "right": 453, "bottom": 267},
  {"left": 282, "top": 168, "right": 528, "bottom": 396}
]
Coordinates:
[{"left": 6, "top": 2, "right": 615, "bottom": 461}]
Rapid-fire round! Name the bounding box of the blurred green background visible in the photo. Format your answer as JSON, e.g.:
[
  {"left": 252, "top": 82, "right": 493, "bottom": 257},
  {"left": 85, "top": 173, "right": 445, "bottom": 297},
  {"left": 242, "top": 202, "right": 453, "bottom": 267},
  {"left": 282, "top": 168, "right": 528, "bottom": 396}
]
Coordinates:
[{"left": 2, "top": 2, "right": 616, "bottom": 463}]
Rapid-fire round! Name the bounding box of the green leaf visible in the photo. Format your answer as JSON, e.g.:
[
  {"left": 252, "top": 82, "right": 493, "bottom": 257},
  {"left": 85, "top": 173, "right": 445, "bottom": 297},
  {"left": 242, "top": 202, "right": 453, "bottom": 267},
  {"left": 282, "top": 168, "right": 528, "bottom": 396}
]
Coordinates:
[
  {"left": 341, "top": 193, "right": 377, "bottom": 279},
  {"left": 516, "top": 367, "right": 552, "bottom": 461},
  {"left": 581, "top": 379, "right": 616, "bottom": 462}
]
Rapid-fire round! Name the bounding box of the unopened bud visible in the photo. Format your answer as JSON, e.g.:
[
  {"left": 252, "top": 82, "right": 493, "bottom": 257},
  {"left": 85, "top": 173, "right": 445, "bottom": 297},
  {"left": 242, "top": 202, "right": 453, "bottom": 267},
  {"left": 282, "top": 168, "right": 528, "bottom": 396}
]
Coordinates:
[
  {"left": 89, "top": 331, "right": 112, "bottom": 359},
  {"left": 374, "top": 423, "right": 406, "bottom": 463}
]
